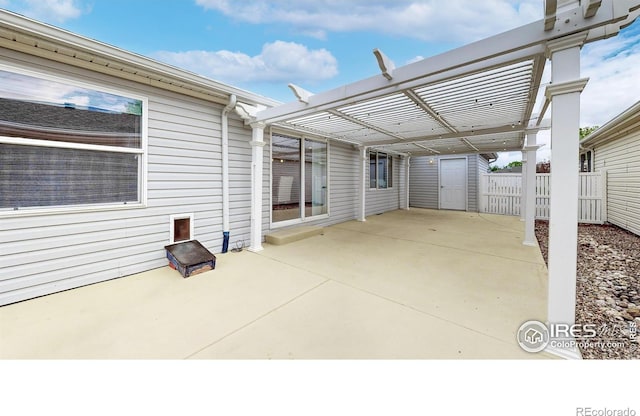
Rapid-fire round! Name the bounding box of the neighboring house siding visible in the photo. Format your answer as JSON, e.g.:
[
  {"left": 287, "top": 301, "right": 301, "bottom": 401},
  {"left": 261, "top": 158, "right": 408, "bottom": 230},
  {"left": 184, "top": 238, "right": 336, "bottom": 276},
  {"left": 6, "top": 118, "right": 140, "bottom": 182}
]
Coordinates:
[
  {"left": 0, "top": 50, "right": 255, "bottom": 305},
  {"left": 594, "top": 130, "right": 640, "bottom": 236},
  {"left": 409, "top": 156, "right": 439, "bottom": 209},
  {"left": 478, "top": 155, "right": 490, "bottom": 176},
  {"left": 366, "top": 155, "right": 401, "bottom": 216}
]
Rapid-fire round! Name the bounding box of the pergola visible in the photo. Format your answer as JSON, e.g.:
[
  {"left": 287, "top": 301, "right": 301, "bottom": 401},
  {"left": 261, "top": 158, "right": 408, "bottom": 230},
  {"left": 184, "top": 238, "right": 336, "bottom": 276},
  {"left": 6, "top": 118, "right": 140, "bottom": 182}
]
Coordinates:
[{"left": 238, "top": 0, "right": 640, "bottom": 358}]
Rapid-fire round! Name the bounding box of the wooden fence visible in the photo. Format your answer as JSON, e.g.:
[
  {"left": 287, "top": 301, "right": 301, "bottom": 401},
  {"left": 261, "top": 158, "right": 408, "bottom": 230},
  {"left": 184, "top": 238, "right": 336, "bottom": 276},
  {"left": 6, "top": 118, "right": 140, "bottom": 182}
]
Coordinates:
[{"left": 479, "top": 173, "right": 605, "bottom": 224}]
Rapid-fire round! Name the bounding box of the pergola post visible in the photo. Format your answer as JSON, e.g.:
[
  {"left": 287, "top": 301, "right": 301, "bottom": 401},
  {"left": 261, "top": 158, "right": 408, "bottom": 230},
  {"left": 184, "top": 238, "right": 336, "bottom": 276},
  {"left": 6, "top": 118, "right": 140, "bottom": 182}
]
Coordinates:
[
  {"left": 358, "top": 146, "right": 367, "bottom": 222},
  {"left": 404, "top": 156, "right": 411, "bottom": 210},
  {"left": 523, "top": 130, "right": 539, "bottom": 246},
  {"left": 249, "top": 122, "right": 266, "bottom": 252},
  {"left": 520, "top": 150, "right": 527, "bottom": 221},
  {"left": 545, "top": 34, "right": 589, "bottom": 337}
]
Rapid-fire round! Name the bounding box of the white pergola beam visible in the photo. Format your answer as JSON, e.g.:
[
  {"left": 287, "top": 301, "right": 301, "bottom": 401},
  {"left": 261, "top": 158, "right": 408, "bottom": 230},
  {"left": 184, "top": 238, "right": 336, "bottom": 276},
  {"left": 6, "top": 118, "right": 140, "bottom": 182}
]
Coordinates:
[
  {"left": 545, "top": 0, "right": 558, "bottom": 30},
  {"left": 288, "top": 83, "right": 314, "bottom": 104},
  {"left": 404, "top": 90, "right": 458, "bottom": 133},
  {"left": 256, "top": 46, "right": 543, "bottom": 124},
  {"left": 255, "top": 0, "right": 634, "bottom": 124},
  {"left": 363, "top": 123, "right": 533, "bottom": 147},
  {"left": 583, "top": 0, "right": 602, "bottom": 18},
  {"left": 373, "top": 48, "right": 396, "bottom": 80},
  {"left": 461, "top": 138, "right": 479, "bottom": 152},
  {"left": 327, "top": 109, "right": 407, "bottom": 141}
]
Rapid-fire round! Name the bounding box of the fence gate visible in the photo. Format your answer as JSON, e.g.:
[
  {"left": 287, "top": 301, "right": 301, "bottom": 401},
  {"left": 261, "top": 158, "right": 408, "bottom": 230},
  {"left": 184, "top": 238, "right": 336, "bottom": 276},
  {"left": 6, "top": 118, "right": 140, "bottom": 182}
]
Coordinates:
[{"left": 479, "top": 173, "right": 604, "bottom": 224}]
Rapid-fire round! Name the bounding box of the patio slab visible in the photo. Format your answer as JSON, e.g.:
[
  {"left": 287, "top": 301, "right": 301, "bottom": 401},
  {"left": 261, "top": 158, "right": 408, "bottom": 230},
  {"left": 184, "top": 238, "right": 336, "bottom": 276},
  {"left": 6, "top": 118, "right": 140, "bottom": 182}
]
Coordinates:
[{"left": 0, "top": 209, "right": 553, "bottom": 359}]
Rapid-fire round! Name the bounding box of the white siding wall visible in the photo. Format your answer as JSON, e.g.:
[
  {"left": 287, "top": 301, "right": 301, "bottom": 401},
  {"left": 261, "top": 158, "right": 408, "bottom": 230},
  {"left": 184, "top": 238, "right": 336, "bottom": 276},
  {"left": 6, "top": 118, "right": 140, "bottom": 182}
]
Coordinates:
[
  {"left": 410, "top": 154, "right": 485, "bottom": 212},
  {"left": 594, "top": 129, "right": 640, "bottom": 236},
  {"left": 467, "top": 155, "right": 479, "bottom": 212},
  {"left": 227, "top": 115, "right": 254, "bottom": 248},
  {"left": 409, "top": 156, "right": 439, "bottom": 209},
  {"left": 0, "top": 50, "right": 255, "bottom": 305},
  {"left": 366, "top": 155, "right": 401, "bottom": 216},
  {"left": 327, "top": 142, "right": 360, "bottom": 223},
  {"left": 399, "top": 156, "right": 408, "bottom": 210}
]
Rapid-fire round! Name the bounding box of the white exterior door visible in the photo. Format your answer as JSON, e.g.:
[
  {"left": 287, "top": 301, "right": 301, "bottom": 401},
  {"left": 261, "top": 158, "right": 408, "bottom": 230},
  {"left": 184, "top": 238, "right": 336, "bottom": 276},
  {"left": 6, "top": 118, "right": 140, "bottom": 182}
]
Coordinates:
[{"left": 440, "top": 158, "right": 467, "bottom": 210}]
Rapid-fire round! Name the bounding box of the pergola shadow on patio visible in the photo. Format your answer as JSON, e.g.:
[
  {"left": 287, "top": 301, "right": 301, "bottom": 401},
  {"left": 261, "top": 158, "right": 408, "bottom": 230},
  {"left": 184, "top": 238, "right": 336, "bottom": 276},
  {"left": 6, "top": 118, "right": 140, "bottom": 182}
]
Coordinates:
[{"left": 0, "top": 209, "right": 553, "bottom": 359}]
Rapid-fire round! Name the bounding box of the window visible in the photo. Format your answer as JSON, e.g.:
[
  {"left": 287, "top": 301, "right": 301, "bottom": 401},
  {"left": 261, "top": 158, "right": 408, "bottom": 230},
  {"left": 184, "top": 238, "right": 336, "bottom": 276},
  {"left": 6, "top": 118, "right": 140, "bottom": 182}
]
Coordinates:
[
  {"left": 580, "top": 151, "right": 592, "bottom": 172},
  {"left": 369, "top": 151, "right": 393, "bottom": 189},
  {"left": 0, "top": 68, "right": 146, "bottom": 213}
]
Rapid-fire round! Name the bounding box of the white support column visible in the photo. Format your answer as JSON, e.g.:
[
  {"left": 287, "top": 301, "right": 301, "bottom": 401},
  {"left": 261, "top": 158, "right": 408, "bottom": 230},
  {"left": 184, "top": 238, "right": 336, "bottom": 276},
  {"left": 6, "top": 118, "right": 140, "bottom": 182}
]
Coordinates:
[
  {"left": 523, "top": 130, "right": 539, "bottom": 246},
  {"left": 358, "top": 146, "right": 367, "bottom": 222},
  {"left": 405, "top": 156, "right": 411, "bottom": 210},
  {"left": 520, "top": 150, "right": 527, "bottom": 221},
  {"left": 545, "top": 34, "right": 589, "bottom": 336},
  {"left": 249, "top": 122, "right": 266, "bottom": 252}
]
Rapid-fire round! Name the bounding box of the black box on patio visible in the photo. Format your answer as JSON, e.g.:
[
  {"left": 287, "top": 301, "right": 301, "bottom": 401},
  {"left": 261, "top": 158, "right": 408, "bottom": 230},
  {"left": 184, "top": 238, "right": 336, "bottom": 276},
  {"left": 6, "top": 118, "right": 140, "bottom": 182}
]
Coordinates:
[{"left": 164, "top": 240, "right": 216, "bottom": 278}]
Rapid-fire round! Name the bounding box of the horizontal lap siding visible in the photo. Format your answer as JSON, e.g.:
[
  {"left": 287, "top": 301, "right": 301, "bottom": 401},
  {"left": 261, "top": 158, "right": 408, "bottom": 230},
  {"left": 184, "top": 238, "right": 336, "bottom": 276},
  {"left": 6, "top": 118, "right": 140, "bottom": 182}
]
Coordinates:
[
  {"left": 399, "top": 157, "right": 408, "bottom": 210},
  {"left": 467, "top": 155, "right": 478, "bottom": 212},
  {"left": 477, "top": 155, "right": 490, "bottom": 214},
  {"left": 366, "top": 155, "right": 401, "bottom": 216},
  {"left": 0, "top": 50, "right": 253, "bottom": 305},
  {"left": 409, "top": 156, "right": 438, "bottom": 209},
  {"left": 227, "top": 115, "right": 254, "bottom": 248},
  {"left": 595, "top": 130, "right": 640, "bottom": 236},
  {"left": 326, "top": 142, "right": 359, "bottom": 224}
]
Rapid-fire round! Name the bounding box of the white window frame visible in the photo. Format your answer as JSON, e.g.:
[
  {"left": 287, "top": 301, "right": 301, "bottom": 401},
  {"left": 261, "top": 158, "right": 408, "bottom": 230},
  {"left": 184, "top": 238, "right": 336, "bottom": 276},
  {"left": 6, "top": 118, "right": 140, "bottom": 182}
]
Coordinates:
[
  {"left": 269, "top": 130, "right": 330, "bottom": 229},
  {"left": 0, "top": 64, "right": 148, "bottom": 218},
  {"left": 369, "top": 151, "right": 393, "bottom": 190}
]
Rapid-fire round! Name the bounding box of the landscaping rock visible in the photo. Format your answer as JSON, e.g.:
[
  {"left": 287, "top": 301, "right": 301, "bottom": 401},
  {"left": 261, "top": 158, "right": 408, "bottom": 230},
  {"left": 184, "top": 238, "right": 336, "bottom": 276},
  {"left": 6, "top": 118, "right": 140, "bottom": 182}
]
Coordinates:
[{"left": 536, "top": 221, "right": 640, "bottom": 359}]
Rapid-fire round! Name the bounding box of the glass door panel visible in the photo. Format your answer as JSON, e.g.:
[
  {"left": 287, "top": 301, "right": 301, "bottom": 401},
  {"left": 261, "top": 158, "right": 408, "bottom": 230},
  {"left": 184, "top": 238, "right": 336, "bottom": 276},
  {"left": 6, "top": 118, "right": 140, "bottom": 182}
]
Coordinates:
[
  {"left": 305, "top": 140, "right": 327, "bottom": 217},
  {"left": 272, "top": 135, "right": 301, "bottom": 223}
]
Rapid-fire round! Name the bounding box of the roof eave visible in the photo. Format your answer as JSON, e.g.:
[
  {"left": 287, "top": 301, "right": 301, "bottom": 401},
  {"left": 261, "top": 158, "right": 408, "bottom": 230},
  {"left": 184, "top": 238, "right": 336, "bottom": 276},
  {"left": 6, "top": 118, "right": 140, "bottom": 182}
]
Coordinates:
[
  {"left": 0, "top": 9, "right": 280, "bottom": 108},
  {"left": 581, "top": 100, "right": 640, "bottom": 147}
]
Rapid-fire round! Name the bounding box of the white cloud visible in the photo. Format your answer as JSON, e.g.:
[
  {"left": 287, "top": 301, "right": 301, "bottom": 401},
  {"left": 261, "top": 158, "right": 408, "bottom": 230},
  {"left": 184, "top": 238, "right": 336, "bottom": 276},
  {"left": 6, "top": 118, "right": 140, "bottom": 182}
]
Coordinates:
[
  {"left": 580, "top": 29, "right": 640, "bottom": 127},
  {"left": 195, "top": 0, "right": 541, "bottom": 43},
  {"left": 7, "top": 0, "right": 85, "bottom": 23},
  {"left": 153, "top": 41, "right": 338, "bottom": 84},
  {"left": 491, "top": 22, "right": 640, "bottom": 167}
]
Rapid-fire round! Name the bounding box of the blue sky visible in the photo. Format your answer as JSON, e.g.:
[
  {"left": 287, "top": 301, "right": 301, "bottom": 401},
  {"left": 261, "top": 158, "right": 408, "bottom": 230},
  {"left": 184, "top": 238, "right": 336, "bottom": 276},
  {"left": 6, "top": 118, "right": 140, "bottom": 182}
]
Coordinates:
[{"left": 2, "top": 0, "right": 639, "bottom": 166}]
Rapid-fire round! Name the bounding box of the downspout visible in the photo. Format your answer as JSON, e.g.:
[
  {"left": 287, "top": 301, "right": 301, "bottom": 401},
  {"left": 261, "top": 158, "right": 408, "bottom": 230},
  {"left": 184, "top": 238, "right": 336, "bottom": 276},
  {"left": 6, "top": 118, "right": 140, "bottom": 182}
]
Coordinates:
[{"left": 221, "top": 94, "right": 237, "bottom": 253}]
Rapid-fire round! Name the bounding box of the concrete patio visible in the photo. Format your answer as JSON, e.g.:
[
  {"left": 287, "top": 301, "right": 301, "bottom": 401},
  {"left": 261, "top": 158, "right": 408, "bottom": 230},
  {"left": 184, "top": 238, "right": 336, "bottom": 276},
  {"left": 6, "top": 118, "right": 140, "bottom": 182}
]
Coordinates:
[{"left": 0, "top": 209, "right": 554, "bottom": 359}]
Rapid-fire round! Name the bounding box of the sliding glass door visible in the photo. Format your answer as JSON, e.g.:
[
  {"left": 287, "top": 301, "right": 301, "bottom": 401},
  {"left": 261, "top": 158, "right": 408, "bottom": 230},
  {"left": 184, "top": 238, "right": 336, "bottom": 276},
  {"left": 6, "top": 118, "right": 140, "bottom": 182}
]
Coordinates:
[
  {"left": 272, "top": 133, "right": 327, "bottom": 224},
  {"left": 306, "top": 139, "right": 327, "bottom": 217}
]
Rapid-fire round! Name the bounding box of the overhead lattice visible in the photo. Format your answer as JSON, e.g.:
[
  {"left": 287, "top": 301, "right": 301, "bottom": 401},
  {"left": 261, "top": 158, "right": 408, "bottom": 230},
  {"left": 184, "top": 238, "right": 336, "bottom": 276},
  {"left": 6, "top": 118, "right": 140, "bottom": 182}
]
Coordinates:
[{"left": 256, "top": 0, "right": 640, "bottom": 157}]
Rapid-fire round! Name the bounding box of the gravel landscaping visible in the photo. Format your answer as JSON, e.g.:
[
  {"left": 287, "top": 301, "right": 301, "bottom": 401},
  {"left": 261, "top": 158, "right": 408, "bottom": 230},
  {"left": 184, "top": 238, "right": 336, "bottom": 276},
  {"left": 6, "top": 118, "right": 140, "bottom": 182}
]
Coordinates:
[{"left": 535, "top": 221, "right": 640, "bottom": 359}]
